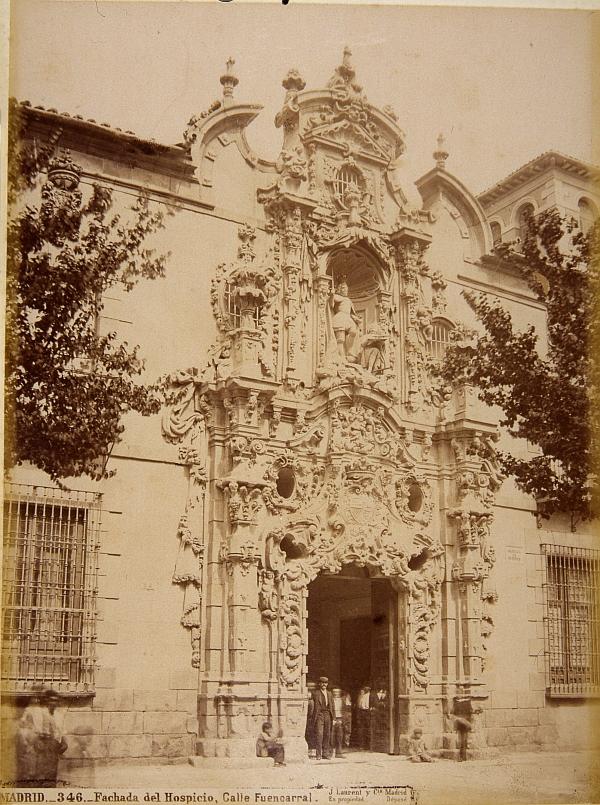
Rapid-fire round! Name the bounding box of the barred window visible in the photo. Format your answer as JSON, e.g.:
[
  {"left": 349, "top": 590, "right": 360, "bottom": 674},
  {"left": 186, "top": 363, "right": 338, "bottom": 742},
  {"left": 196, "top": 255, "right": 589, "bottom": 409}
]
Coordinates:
[
  {"left": 334, "top": 166, "right": 362, "bottom": 207},
  {"left": 541, "top": 544, "right": 600, "bottom": 697},
  {"left": 428, "top": 319, "right": 453, "bottom": 363},
  {"left": 2, "top": 484, "right": 101, "bottom": 693},
  {"left": 224, "top": 281, "right": 261, "bottom": 329}
]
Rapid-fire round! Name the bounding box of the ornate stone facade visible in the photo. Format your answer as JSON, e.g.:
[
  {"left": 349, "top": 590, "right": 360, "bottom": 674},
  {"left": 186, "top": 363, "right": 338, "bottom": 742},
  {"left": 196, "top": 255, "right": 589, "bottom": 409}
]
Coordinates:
[
  {"left": 159, "top": 50, "right": 504, "bottom": 760},
  {"left": 11, "top": 49, "right": 599, "bottom": 770}
]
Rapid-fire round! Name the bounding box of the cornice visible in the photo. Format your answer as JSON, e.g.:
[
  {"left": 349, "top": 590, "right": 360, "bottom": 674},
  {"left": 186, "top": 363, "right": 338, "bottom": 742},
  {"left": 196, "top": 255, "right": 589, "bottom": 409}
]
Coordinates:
[{"left": 477, "top": 150, "right": 600, "bottom": 206}]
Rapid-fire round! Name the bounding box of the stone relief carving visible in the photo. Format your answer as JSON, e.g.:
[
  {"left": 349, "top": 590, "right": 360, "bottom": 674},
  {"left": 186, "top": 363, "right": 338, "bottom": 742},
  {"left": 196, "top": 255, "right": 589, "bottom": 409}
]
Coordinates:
[
  {"left": 448, "top": 430, "right": 503, "bottom": 673},
  {"left": 302, "top": 48, "right": 405, "bottom": 163},
  {"left": 395, "top": 237, "right": 452, "bottom": 411},
  {"left": 258, "top": 448, "right": 443, "bottom": 690},
  {"left": 205, "top": 224, "right": 281, "bottom": 382},
  {"left": 41, "top": 151, "right": 83, "bottom": 229},
  {"left": 161, "top": 370, "right": 209, "bottom": 668}
]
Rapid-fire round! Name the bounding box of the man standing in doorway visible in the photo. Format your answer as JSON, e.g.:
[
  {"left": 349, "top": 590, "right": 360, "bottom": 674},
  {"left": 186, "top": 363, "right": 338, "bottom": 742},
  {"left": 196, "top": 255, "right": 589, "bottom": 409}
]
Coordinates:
[
  {"left": 356, "top": 683, "right": 376, "bottom": 750},
  {"left": 310, "top": 676, "right": 335, "bottom": 760}
]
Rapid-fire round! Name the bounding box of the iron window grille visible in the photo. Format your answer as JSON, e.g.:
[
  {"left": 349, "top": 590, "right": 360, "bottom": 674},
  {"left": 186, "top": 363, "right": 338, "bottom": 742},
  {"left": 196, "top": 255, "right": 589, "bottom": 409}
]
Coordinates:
[
  {"left": 428, "top": 320, "right": 453, "bottom": 363},
  {"left": 541, "top": 544, "right": 600, "bottom": 697},
  {"left": 334, "top": 166, "right": 362, "bottom": 207},
  {"left": 2, "top": 483, "right": 101, "bottom": 694},
  {"left": 224, "top": 281, "right": 261, "bottom": 329}
]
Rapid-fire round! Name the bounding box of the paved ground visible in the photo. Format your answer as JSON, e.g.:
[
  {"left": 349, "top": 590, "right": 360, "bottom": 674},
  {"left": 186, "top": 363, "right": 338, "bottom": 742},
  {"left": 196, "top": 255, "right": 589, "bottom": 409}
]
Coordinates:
[{"left": 61, "top": 750, "right": 600, "bottom": 805}]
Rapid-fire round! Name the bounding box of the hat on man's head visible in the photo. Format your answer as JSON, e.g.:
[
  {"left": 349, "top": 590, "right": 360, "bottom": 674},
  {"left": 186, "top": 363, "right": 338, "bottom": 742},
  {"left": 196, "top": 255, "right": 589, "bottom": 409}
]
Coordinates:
[
  {"left": 332, "top": 686, "right": 342, "bottom": 693},
  {"left": 318, "top": 676, "right": 329, "bottom": 683}
]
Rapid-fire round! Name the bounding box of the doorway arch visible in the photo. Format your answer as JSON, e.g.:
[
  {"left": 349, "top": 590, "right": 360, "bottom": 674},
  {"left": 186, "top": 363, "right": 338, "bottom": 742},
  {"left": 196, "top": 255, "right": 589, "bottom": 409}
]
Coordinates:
[{"left": 306, "top": 563, "right": 399, "bottom": 753}]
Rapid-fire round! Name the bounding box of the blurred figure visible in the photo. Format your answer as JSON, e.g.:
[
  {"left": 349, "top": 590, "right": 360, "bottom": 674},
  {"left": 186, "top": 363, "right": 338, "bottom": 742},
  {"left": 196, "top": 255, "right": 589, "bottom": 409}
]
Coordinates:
[
  {"left": 356, "top": 683, "right": 375, "bottom": 750},
  {"left": 331, "top": 687, "right": 346, "bottom": 758},
  {"left": 16, "top": 688, "right": 68, "bottom": 786},
  {"left": 341, "top": 690, "right": 352, "bottom": 749},
  {"left": 256, "top": 721, "right": 286, "bottom": 767},
  {"left": 452, "top": 696, "right": 481, "bottom": 761},
  {"left": 408, "top": 728, "right": 433, "bottom": 763}
]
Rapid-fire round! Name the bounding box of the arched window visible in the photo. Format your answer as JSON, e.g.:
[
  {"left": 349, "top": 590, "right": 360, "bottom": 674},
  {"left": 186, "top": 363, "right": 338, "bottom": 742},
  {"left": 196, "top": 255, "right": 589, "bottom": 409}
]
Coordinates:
[
  {"left": 429, "top": 319, "right": 454, "bottom": 362},
  {"left": 224, "top": 282, "right": 261, "bottom": 329},
  {"left": 334, "top": 166, "right": 362, "bottom": 206},
  {"left": 517, "top": 203, "right": 535, "bottom": 243},
  {"left": 224, "top": 281, "right": 241, "bottom": 328},
  {"left": 490, "top": 221, "right": 502, "bottom": 247},
  {"left": 578, "top": 198, "right": 597, "bottom": 235}
]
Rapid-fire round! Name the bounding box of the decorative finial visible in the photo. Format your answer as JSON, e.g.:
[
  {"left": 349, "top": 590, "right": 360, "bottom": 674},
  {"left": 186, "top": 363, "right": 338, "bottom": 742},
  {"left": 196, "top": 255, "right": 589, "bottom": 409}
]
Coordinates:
[
  {"left": 282, "top": 68, "right": 306, "bottom": 93},
  {"left": 220, "top": 57, "right": 239, "bottom": 107},
  {"left": 433, "top": 132, "right": 449, "bottom": 169},
  {"left": 338, "top": 46, "right": 356, "bottom": 82}
]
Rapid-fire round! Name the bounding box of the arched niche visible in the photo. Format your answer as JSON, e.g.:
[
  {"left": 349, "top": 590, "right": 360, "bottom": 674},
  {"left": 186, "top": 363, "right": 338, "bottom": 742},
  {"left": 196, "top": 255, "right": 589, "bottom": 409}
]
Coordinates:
[{"left": 326, "top": 246, "right": 385, "bottom": 338}]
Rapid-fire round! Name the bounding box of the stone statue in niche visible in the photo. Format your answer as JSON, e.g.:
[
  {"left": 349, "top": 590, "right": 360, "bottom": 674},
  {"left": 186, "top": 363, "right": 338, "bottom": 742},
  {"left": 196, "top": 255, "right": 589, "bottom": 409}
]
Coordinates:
[
  {"left": 317, "top": 274, "right": 396, "bottom": 398},
  {"left": 330, "top": 278, "right": 362, "bottom": 360}
]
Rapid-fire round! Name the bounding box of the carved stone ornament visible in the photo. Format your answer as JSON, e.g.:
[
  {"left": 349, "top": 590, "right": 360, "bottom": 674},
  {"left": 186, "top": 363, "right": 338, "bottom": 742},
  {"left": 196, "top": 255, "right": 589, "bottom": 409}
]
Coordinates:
[
  {"left": 448, "top": 429, "right": 503, "bottom": 673},
  {"left": 394, "top": 235, "right": 452, "bottom": 411},
  {"left": 161, "top": 370, "right": 209, "bottom": 668},
  {"left": 259, "top": 451, "right": 443, "bottom": 690},
  {"left": 302, "top": 48, "right": 405, "bottom": 164},
  {"left": 205, "top": 224, "right": 281, "bottom": 381},
  {"left": 40, "top": 151, "right": 84, "bottom": 232}
]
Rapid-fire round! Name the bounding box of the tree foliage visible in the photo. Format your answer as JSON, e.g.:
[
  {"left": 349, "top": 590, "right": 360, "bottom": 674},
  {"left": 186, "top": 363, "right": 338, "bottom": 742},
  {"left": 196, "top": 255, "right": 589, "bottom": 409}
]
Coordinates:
[
  {"left": 440, "top": 207, "right": 599, "bottom": 528},
  {"left": 5, "top": 98, "right": 170, "bottom": 482}
]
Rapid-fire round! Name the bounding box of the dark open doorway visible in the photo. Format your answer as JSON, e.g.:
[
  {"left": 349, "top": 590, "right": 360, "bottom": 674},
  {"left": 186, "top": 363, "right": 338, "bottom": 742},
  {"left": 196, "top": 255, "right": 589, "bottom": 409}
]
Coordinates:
[{"left": 306, "top": 564, "right": 396, "bottom": 753}]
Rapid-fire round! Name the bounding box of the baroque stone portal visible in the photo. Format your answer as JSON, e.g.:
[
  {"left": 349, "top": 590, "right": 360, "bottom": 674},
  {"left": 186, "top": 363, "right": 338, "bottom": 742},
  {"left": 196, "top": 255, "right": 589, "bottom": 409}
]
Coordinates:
[{"left": 162, "top": 51, "right": 502, "bottom": 761}]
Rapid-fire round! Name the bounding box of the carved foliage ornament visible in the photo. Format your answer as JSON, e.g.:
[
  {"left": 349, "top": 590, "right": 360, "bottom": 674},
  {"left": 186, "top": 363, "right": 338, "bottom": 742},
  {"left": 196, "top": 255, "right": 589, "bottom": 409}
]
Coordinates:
[{"left": 258, "top": 454, "right": 442, "bottom": 690}]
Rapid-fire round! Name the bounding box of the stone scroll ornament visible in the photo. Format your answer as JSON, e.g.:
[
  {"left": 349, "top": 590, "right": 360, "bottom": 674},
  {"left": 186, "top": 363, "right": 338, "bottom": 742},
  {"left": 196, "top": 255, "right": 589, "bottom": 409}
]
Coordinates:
[
  {"left": 261, "top": 457, "right": 444, "bottom": 690},
  {"left": 161, "top": 370, "right": 208, "bottom": 668}
]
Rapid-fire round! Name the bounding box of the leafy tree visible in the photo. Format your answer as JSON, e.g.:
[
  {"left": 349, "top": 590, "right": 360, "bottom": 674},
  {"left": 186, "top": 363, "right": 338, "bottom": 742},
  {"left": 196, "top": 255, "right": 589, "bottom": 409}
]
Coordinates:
[
  {"left": 5, "top": 98, "right": 170, "bottom": 483},
  {"left": 440, "top": 207, "right": 598, "bottom": 529}
]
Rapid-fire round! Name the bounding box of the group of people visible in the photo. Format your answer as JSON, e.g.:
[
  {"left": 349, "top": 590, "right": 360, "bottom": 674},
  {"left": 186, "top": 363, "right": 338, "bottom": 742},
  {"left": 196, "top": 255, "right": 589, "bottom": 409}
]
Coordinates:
[
  {"left": 304, "top": 677, "right": 383, "bottom": 760},
  {"left": 257, "top": 680, "right": 479, "bottom": 767}
]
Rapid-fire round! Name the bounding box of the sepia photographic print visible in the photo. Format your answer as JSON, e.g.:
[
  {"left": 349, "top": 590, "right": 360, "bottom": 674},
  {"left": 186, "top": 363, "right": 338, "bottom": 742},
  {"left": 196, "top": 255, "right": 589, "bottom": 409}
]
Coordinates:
[{"left": 2, "top": 2, "right": 600, "bottom": 803}]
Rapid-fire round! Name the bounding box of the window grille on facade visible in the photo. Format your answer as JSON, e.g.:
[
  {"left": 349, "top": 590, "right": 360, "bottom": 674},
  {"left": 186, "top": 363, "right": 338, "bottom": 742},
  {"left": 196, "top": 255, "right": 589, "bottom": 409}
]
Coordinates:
[
  {"left": 2, "top": 483, "right": 101, "bottom": 693},
  {"left": 334, "top": 166, "right": 362, "bottom": 206},
  {"left": 429, "top": 320, "right": 453, "bottom": 362},
  {"left": 224, "top": 281, "right": 261, "bottom": 328},
  {"left": 541, "top": 544, "right": 600, "bottom": 697}
]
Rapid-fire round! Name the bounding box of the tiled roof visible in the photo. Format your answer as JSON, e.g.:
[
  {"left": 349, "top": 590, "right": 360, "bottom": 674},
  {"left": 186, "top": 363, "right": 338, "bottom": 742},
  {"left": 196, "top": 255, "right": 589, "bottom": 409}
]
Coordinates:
[
  {"left": 478, "top": 150, "right": 600, "bottom": 205},
  {"left": 18, "top": 99, "right": 186, "bottom": 156}
]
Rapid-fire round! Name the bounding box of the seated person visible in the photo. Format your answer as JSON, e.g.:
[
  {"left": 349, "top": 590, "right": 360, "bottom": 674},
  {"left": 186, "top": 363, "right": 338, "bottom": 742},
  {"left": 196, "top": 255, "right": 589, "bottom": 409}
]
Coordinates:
[
  {"left": 256, "top": 721, "right": 286, "bottom": 767},
  {"left": 408, "top": 728, "right": 433, "bottom": 763}
]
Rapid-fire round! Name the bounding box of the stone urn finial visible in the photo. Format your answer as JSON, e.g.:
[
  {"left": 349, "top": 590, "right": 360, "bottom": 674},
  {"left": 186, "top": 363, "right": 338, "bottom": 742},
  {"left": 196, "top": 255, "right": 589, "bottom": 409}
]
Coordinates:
[
  {"left": 433, "top": 132, "right": 449, "bottom": 170},
  {"left": 220, "top": 57, "right": 239, "bottom": 106}
]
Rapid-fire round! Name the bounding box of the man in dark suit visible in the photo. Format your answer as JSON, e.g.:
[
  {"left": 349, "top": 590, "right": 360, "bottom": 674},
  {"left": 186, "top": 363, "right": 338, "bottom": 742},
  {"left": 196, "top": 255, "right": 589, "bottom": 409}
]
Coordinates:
[{"left": 310, "top": 676, "right": 335, "bottom": 760}]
